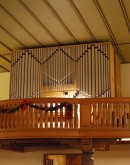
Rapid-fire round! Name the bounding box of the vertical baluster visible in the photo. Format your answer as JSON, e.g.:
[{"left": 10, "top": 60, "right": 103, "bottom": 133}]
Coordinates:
[
  {"left": 128, "top": 103, "right": 130, "bottom": 128},
  {"left": 98, "top": 103, "right": 102, "bottom": 127},
  {"left": 102, "top": 103, "right": 106, "bottom": 127},
  {"left": 34, "top": 105, "right": 39, "bottom": 128},
  {"left": 119, "top": 103, "right": 123, "bottom": 128},
  {"left": 0, "top": 111, "right": 2, "bottom": 128},
  {"left": 60, "top": 106, "right": 63, "bottom": 128},
  {"left": 14, "top": 111, "right": 18, "bottom": 128},
  {"left": 93, "top": 104, "right": 97, "bottom": 128},
  {"left": 16, "top": 108, "right": 20, "bottom": 128},
  {"left": 27, "top": 106, "right": 30, "bottom": 128},
  {"left": 55, "top": 103, "right": 58, "bottom": 128},
  {"left": 65, "top": 107, "right": 68, "bottom": 128},
  {"left": 50, "top": 103, "right": 53, "bottom": 128},
  {"left": 74, "top": 103, "right": 78, "bottom": 128},
  {"left": 0, "top": 113, "right": 3, "bottom": 129},
  {"left": 69, "top": 104, "right": 73, "bottom": 128},
  {"left": 11, "top": 111, "right": 15, "bottom": 129},
  {"left": 27, "top": 106, "right": 31, "bottom": 128},
  {"left": 23, "top": 110, "right": 26, "bottom": 128},
  {"left": 45, "top": 103, "right": 48, "bottom": 128},
  {"left": 108, "top": 102, "right": 112, "bottom": 127},
  {"left": 19, "top": 108, "right": 23, "bottom": 128},
  {"left": 124, "top": 103, "right": 128, "bottom": 128},
  {"left": 2, "top": 113, "right": 6, "bottom": 129},
  {"left": 39, "top": 106, "right": 44, "bottom": 128},
  {"left": 6, "top": 113, "right": 10, "bottom": 129},
  {"left": 113, "top": 103, "right": 117, "bottom": 128}
]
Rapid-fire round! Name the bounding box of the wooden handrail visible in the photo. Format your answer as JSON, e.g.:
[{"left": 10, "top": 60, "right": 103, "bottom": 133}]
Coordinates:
[{"left": 1, "top": 97, "right": 130, "bottom": 105}]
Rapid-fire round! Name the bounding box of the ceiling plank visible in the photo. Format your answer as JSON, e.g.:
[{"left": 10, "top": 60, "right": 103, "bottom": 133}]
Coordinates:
[
  {"left": 43, "top": 0, "right": 78, "bottom": 43},
  {"left": 93, "top": 0, "right": 126, "bottom": 63},
  {"left": 119, "top": 0, "right": 130, "bottom": 33},
  {"left": 67, "top": 0, "right": 96, "bottom": 42},
  {"left": 0, "top": 24, "right": 26, "bottom": 48},
  {"left": 0, "top": 65, "right": 10, "bottom": 72},
  {"left": 0, "top": 3, "right": 43, "bottom": 47},
  {"left": 18, "top": 0, "right": 60, "bottom": 46},
  {"left": 0, "top": 54, "right": 11, "bottom": 63},
  {"left": 0, "top": 41, "right": 12, "bottom": 52}
]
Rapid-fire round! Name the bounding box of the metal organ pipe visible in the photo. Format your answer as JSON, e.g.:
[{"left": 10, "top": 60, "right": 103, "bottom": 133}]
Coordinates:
[{"left": 10, "top": 43, "right": 111, "bottom": 99}]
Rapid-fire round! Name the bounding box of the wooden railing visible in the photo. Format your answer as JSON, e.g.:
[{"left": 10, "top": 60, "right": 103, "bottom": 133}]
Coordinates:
[{"left": 0, "top": 98, "right": 130, "bottom": 130}]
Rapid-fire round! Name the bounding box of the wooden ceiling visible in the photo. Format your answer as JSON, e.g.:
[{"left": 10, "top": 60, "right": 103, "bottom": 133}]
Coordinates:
[{"left": 0, "top": 0, "right": 130, "bottom": 72}]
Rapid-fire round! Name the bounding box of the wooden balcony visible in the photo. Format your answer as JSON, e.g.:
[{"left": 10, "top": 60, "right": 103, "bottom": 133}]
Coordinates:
[{"left": 0, "top": 97, "right": 130, "bottom": 140}]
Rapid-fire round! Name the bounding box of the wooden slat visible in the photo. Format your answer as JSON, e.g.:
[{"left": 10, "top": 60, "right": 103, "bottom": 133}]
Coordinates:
[
  {"left": 44, "top": 104, "right": 48, "bottom": 128},
  {"left": 113, "top": 103, "right": 117, "bottom": 128},
  {"left": 124, "top": 103, "right": 128, "bottom": 128},
  {"left": 34, "top": 107, "right": 39, "bottom": 128},
  {"left": 74, "top": 103, "right": 78, "bottom": 128},
  {"left": 2, "top": 113, "right": 6, "bottom": 129},
  {"left": 103, "top": 103, "right": 107, "bottom": 127},
  {"left": 39, "top": 109, "right": 44, "bottom": 128},
  {"left": 108, "top": 103, "right": 112, "bottom": 128},
  {"left": 55, "top": 103, "right": 58, "bottom": 128},
  {"left": 93, "top": 104, "right": 97, "bottom": 128},
  {"left": 97, "top": 103, "right": 102, "bottom": 127},
  {"left": 60, "top": 107, "right": 64, "bottom": 128},
  {"left": 65, "top": 108, "right": 68, "bottom": 128},
  {"left": 119, "top": 103, "right": 123, "bottom": 128}
]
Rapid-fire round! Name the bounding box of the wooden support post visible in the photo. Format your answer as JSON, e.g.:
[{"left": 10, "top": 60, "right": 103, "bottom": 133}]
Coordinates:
[
  {"left": 81, "top": 150, "right": 94, "bottom": 165},
  {"left": 80, "top": 138, "right": 95, "bottom": 165}
]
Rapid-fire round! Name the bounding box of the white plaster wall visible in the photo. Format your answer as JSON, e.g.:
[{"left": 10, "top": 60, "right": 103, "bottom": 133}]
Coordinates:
[
  {"left": 0, "top": 150, "right": 43, "bottom": 165},
  {"left": 121, "top": 64, "right": 130, "bottom": 97},
  {"left": 0, "top": 72, "right": 10, "bottom": 100},
  {"left": 95, "top": 144, "right": 130, "bottom": 165},
  {"left": 1, "top": 145, "right": 130, "bottom": 165}
]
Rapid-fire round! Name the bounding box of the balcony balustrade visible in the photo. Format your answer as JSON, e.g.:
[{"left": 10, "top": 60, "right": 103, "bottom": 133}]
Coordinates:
[{"left": 0, "top": 98, "right": 130, "bottom": 139}]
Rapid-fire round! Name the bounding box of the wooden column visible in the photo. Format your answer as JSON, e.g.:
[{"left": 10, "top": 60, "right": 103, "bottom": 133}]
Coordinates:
[
  {"left": 80, "top": 138, "right": 95, "bottom": 165},
  {"left": 81, "top": 150, "right": 94, "bottom": 165}
]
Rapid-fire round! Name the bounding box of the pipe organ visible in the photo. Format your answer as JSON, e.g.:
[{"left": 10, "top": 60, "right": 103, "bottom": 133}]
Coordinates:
[{"left": 10, "top": 42, "right": 121, "bottom": 99}]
